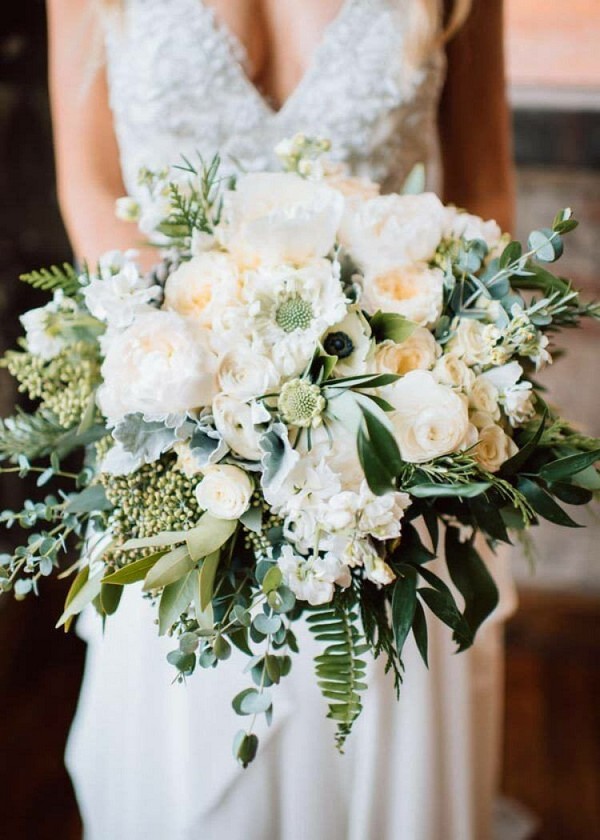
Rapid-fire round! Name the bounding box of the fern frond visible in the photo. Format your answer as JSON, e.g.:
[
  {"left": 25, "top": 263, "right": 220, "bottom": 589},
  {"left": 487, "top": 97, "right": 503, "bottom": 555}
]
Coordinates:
[
  {"left": 307, "top": 602, "right": 368, "bottom": 751},
  {"left": 20, "top": 263, "right": 80, "bottom": 296}
]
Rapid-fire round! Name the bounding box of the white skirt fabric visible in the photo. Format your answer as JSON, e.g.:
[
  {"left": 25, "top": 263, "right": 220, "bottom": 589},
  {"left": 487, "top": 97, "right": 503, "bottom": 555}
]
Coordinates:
[{"left": 66, "top": 546, "right": 517, "bottom": 840}]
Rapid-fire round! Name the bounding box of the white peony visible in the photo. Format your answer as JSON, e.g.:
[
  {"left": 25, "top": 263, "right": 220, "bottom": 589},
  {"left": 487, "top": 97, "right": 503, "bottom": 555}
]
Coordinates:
[
  {"left": 475, "top": 424, "right": 518, "bottom": 473},
  {"left": 387, "top": 370, "right": 472, "bottom": 463},
  {"left": 97, "top": 310, "right": 218, "bottom": 425},
  {"left": 212, "top": 394, "right": 264, "bottom": 461},
  {"left": 219, "top": 172, "right": 344, "bottom": 266},
  {"left": 443, "top": 207, "right": 503, "bottom": 250},
  {"left": 361, "top": 264, "right": 444, "bottom": 327},
  {"left": 340, "top": 192, "right": 447, "bottom": 271},
  {"left": 83, "top": 256, "right": 161, "bottom": 329},
  {"left": 163, "top": 251, "right": 240, "bottom": 329},
  {"left": 217, "top": 347, "right": 280, "bottom": 400},
  {"left": 195, "top": 464, "right": 253, "bottom": 520},
  {"left": 432, "top": 352, "right": 475, "bottom": 391},
  {"left": 376, "top": 327, "right": 440, "bottom": 376}
]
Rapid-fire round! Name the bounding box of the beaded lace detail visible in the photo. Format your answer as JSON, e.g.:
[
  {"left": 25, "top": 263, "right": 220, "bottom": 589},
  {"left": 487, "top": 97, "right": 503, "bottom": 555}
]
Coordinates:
[{"left": 103, "top": 0, "right": 446, "bottom": 199}]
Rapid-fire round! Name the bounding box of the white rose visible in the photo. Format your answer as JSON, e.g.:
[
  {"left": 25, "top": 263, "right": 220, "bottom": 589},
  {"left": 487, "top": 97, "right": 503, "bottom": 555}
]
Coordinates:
[
  {"left": 447, "top": 318, "right": 493, "bottom": 367},
  {"left": 195, "top": 464, "right": 253, "bottom": 520},
  {"left": 361, "top": 264, "right": 444, "bottom": 327},
  {"left": 340, "top": 192, "right": 446, "bottom": 271},
  {"left": 83, "top": 258, "right": 161, "bottom": 329},
  {"left": 387, "top": 370, "right": 471, "bottom": 463},
  {"left": 376, "top": 327, "right": 440, "bottom": 376},
  {"left": 432, "top": 352, "right": 475, "bottom": 391},
  {"left": 219, "top": 172, "right": 344, "bottom": 265},
  {"left": 212, "top": 394, "right": 263, "bottom": 461},
  {"left": 475, "top": 424, "right": 518, "bottom": 473},
  {"left": 469, "top": 376, "right": 501, "bottom": 420},
  {"left": 163, "top": 252, "right": 240, "bottom": 328},
  {"left": 217, "top": 347, "right": 280, "bottom": 400},
  {"left": 97, "top": 310, "right": 218, "bottom": 425}
]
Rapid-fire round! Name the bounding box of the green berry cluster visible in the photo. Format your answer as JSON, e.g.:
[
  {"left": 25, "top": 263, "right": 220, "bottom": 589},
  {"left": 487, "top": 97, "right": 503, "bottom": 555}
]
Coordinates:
[
  {"left": 99, "top": 452, "right": 202, "bottom": 555},
  {"left": 4, "top": 343, "right": 100, "bottom": 428}
]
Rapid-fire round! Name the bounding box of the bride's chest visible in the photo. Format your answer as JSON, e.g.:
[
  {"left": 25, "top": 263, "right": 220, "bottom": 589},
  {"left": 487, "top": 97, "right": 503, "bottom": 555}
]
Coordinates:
[{"left": 105, "top": 0, "right": 445, "bottom": 188}]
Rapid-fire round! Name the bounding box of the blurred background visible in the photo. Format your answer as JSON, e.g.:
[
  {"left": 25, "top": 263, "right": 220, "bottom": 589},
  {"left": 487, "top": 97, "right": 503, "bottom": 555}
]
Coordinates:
[{"left": 0, "top": 2, "right": 598, "bottom": 838}]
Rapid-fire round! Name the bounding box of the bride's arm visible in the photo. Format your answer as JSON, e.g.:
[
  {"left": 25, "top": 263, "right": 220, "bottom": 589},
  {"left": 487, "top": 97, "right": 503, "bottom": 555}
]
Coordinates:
[
  {"left": 439, "top": 0, "right": 516, "bottom": 232},
  {"left": 46, "top": 0, "right": 156, "bottom": 267}
]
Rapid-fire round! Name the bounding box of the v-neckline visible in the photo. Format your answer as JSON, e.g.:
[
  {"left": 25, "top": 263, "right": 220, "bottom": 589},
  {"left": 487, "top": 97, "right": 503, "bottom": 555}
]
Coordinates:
[{"left": 197, "top": 0, "right": 356, "bottom": 117}]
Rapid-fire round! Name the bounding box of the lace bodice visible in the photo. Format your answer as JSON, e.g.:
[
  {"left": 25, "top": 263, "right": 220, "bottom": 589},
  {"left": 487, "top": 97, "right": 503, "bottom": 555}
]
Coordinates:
[{"left": 103, "top": 0, "right": 446, "bottom": 199}]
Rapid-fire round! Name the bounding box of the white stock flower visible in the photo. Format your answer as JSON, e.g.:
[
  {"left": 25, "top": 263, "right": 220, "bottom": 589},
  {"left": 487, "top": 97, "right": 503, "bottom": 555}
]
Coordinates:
[
  {"left": 432, "top": 352, "right": 475, "bottom": 391},
  {"left": 195, "top": 464, "right": 253, "bottom": 520},
  {"left": 115, "top": 196, "right": 140, "bottom": 222},
  {"left": 503, "top": 383, "right": 535, "bottom": 427},
  {"left": 387, "top": 370, "right": 471, "bottom": 463},
  {"left": 212, "top": 394, "right": 263, "bottom": 461},
  {"left": 242, "top": 259, "right": 348, "bottom": 375},
  {"left": 163, "top": 252, "right": 240, "bottom": 329},
  {"left": 219, "top": 172, "right": 344, "bottom": 265},
  {"left": 376, "top": 328, "right": 440, "bottom": 376},
  {"left": 217, "top": 347, "right": 280, "bottom": 400},
  {"left": 361, "top": 264, "right": 444, "bottom": 327},
  {"left": 475, "top": 424, "right": 518, "bottom": 473},
  {"left": 321, "top": 535, "right": 396, "bottom": 586},
  {"left": 20, "top": 292, "right": 74, "bottom": 360},
  {"left": 97, "top": 310, "right": 218, "bottom": 425},
  {"left": 447, "top": 318, "right": 494, "bottom": 367},
  {"left": 357, "top": 484, "right": 411, "bottom": 540},
  {"left": 277, "top": 545, "right": 348, "bottom": 606},
  {"left": 83, "top": 258, "right": 161, "bottom": 330},
  {"left": 340, "top": 192, "right": 447, "bottom": 271}
]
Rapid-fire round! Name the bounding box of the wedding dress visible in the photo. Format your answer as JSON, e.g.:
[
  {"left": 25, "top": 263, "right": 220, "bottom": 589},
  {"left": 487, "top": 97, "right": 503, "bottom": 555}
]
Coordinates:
[{"left": 66, "top": 2, "right": 519, "bottom": 838}]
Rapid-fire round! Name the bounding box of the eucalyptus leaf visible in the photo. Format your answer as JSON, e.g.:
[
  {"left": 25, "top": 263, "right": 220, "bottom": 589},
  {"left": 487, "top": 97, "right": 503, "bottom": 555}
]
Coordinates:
[
  {"left": 198, "top": 550, "right": 221, "bottom": 612},
  {"left": 158, "top": 571, "right": 196, "bottom": 635},
  {"left": 100, "top": 582, "right": 123, "bottom": 616},
  {"left": 66, "top": 484, "right": 112, "bottom": 514},
  {"left": 102, "top": 551, "right": 165, "bottom": 585},
  {"left": 186, "top": 512, "right": 237, "bottom": 562},
  {"left": 142, "top": 544, "right": 194, "bottom": 591},
  {"left": 56, "top": 569, "right": 103, "bottom": 629}
]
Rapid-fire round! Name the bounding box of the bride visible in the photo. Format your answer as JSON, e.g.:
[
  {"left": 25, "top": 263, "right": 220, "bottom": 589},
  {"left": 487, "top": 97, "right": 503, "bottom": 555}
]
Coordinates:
[{"left": 47, "top": 1, "right": 516, "bottom": 838}]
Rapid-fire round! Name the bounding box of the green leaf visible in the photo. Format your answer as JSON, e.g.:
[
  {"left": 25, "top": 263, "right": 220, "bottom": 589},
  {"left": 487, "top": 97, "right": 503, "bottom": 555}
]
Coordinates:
[
  {"left": 122, "top": 529, "right": 193, "bottom": 551},
  {"left": 571, "top": 465, "right": 600, "bottom": 491},
  {"left": 158, "top": 572, "right": 196, "bottom": 635},
  {"left": 360, "top": 405, "right": 404, "bottom": 476},
  {"left": 102, "top": 551, "right": 165, "bottom": 584},
  {"left": 500, "top": 411, "right": 547, "bottom": 477},
  {"left": 548, "top": 482, "right": 593, "bottom": 506},
  {"left": 142, "top": 545, "right": 194, "bottom": 591},
  {"left": 369, "top": 311, "right": 418, "bottom": 344},
  {"left": 357, "top": 426, "right": 395, "bottom": 496},
  {"left": 528, "top": 228, "right": 562, "bottom": 263},
  {"left": 198, "top": 550, "right": 221, "bottom": 612},
  {"left": 262, "top": 566, "right": 283, "bottom": 594},
  {"left": 517, "top": 477, "right": 582, "bottom": 528},
  {"left": 65, "top": 484, "right": 112, "bottom": 514},
  {"left": 499, "top": 240, "right": 522, "bottom": 269},
  {"left": 233, "top": 730, "right": 259, "bottom": 767},
  {"left": 469, "top": 496, "right": 511, "bottom": 543},
  {"left": 393, "top": 521, "right": 436, "bottom": 566},
  {"left": 186, "top": 513, "right": 237, "bottom": 562},
  {"left": 59, "top": 565, "right": 89, "bottom": 633},
  {"left": 408, "top": 482, "right": 491, "bottom": 499},
  {"left": 239, "top": 689, "right": 273, "bottom": 715},
  {"left": 240, "top": 506, "right": 262, "bottom": 534},
  {"left": 418, "top": 588, "right": 473, "bottom": 650},
  {"left": 391, "top": 567, "right": 417, "bottom": 657},
  {"left": 445, "top": 528, "right": 499, "bottom": 641},
  {"left": 539, "top": 448, "right": 600, "bottom": 483},
  {"left": 100, "top": 582, "right": 123, "bottom": 616},
  {"left": 19, "top": 262, "right": 80, "bottom": 296},
  {"left": 56, "top": 568, "right": 103, "bottom": 629},
  {"left": 412, "top": 599, "right": 429, "bottom": 667}
]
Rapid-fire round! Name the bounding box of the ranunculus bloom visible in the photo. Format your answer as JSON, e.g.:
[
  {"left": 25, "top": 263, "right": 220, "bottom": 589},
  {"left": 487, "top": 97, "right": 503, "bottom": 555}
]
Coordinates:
[
  {"left": 387, "top": 370, "right": 472, "bottom": 463},
  {"left": 97, "top": 310, "right": 217, "bottom": 425}
]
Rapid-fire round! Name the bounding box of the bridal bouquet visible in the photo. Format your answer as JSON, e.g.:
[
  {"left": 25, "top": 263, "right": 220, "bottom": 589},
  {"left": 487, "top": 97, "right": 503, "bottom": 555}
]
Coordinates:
[{"left": 1, "top": 136, "right": 599, "bottom": 765}]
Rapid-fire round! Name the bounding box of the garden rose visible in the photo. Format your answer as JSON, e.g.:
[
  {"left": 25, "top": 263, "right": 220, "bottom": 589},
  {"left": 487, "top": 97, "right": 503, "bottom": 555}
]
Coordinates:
[
  {"left": 376, "top": 328, "right": 439, "bottom": 376},
  {"left": 361, "top": 264, "right": 444, "bottom": 327},
  {"left": 163, "top": 251, "right": 240, "bottom": 328},
  {"left": 195, "top": 464, "right": 253, "bottom": 520},
  {"left": 475, "top": 424, "right": 518, "bottom": 472}
]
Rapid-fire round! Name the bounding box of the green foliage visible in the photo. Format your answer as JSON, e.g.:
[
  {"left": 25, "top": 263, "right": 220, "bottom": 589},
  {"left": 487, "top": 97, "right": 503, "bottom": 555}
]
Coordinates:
[
  {"left": 308, "top": 601, "right": 368, "bottom": 751},
  {"left": 19, "top": 263, "right": 80, "bottom": 296},
  {"left": 158, "top": 153, "right": 224, "bottom": 240},
  {"left": 0, "top": 408, "right": 83, "bottom": 462}
]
